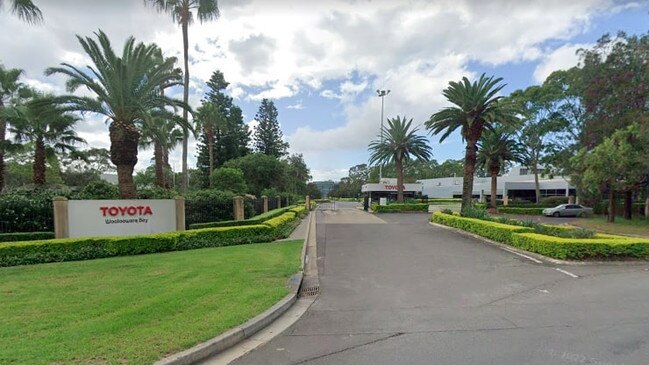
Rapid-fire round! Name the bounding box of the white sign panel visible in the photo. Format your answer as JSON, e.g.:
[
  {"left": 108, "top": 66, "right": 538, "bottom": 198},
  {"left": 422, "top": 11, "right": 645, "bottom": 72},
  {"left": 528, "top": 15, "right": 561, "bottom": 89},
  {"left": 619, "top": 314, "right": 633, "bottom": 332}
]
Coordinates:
[{"left": 67, "top": 199, "right": 176, "bottom": 238}]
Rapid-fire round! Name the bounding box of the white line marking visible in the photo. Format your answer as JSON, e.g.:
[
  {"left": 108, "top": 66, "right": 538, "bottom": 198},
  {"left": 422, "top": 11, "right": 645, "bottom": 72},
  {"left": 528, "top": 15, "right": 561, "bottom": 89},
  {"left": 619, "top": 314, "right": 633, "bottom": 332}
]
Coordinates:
[
  {"left": 499, "top": 247, "right": 543, "bottom": 264},
  {"left": 554, "top": 267, "right": 579, "bottom": 278}
]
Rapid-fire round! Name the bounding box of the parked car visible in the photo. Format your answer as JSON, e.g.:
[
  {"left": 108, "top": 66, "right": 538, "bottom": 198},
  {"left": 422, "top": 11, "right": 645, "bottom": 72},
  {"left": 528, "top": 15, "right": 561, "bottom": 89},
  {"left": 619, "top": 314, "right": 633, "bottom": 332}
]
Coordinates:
[{"left": 543, "top": 204, "right": 593, "bottom": 217}]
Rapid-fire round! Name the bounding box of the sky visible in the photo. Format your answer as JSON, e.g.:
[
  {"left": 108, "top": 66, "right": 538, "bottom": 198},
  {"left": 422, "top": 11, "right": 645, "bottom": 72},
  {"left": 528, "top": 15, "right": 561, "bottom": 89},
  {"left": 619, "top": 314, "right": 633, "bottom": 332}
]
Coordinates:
[{"left": 1, "top": 0, "right": 648, "bottom": 182}]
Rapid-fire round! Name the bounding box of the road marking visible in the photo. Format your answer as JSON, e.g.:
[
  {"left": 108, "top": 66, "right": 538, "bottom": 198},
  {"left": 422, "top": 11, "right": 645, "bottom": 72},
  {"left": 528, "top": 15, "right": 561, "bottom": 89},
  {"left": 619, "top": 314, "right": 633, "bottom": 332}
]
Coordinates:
[
  {"left": 499, "top": 247, "right": 544, "bottom": 264},
  {"left": 554, "top": 267, "right": 579, "bottom": 278}
]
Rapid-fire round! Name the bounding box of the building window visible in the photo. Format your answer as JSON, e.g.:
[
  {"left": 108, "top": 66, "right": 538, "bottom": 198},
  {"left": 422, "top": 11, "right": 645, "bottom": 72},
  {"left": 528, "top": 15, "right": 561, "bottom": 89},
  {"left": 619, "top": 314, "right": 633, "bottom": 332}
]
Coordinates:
[{"left": 520, "top": 168, "right": 528, "bottom": 175}]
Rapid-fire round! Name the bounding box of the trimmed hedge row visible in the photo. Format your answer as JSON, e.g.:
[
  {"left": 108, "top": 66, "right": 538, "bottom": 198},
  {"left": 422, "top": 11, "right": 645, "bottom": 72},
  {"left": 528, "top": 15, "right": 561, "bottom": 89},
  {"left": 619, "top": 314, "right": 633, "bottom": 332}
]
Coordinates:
[
  {"left": 0, "top": 232, "right": 55, "bottom": 243},
  {"left": 497, "top": 207, "right": 544, "bottom": 215},
  {"left": 431, "top": 212, "right": 649, "bottom": 260},
  {"left": 188, "top": 205, "right": 298, "bottom": 229},
  {"left": 0, "top": 209, "right": 308, "bottom": 267},
  {"left": 374, "top": 203, "right": 429, "bottom": 213}
]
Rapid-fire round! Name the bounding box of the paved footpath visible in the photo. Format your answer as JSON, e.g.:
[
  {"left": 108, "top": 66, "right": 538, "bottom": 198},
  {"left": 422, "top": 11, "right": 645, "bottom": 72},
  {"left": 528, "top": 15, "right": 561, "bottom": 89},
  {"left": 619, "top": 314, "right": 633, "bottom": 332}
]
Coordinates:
[{"left": 232, "top": 202, "right": 649, "bottom": 365}]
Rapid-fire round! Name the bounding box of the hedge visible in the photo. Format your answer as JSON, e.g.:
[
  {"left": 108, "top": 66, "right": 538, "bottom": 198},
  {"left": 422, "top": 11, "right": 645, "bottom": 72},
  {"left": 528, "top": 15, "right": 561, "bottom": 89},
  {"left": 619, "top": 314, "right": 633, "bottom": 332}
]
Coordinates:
[
  {"left": 0, "top": 210, "right": 306, "bottom": 267},
  {"left": 431, "top": 211, "right": 534, "bottom": 242},
  {"left": 374, "top": 203, "right": 429, "bottom": 213},
  {"left": 0, "top": 232, "right": 55, "bottom": 243},
  {"left": 431, "top": 212, "right": 649, "bottom": 260},
  {"left": 188, "top": 205, "right": 298, "bottom": 229},
  {"left": 497, "top": 207, "right": 544, "bottom": 215}
]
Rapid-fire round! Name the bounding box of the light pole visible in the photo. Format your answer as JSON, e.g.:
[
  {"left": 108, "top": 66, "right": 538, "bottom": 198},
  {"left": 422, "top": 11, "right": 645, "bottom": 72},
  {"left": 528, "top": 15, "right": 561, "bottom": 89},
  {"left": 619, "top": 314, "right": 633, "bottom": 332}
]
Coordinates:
[{"left": 376, "top": 89, "right": 390, "bottom": 181}]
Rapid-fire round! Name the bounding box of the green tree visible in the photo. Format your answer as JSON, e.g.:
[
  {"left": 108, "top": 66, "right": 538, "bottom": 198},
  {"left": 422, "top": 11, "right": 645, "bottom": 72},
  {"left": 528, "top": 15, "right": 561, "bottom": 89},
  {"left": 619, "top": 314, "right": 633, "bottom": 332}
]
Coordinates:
[
  {"left": 369, "top": 116, "right": 432, "bottom": 203},
  {"left": 209, "top": 167, "right": 246, "bottom": 194},
  {"left": 476, "top": 127, "right": 521, "bottom": 210},
  {"left": 45, "top": 30, "right": 189, "bottom": 198},
  {"left": 253, "top": 98, "right": 289, "bottom": 158},
  {"left": 0, "top": 0, "right": 42, "bottom": 23},
  {"left": 427, "top": 74, "right": 517, "bottom": 212},
  {"left": 0, "top": 64, "right": 31, "bottom": 191},
  {"left": 576, "top": 123, "right": 649, "bottom": 223},
  {"left": 195, "top": 101, "right": 224, "bottom": 184},
  {"left": 283, "top": 153, "right": 311, "bottom": 196},
  {"left": 508, "top": 85, "right": 565, "bottom": 203},
  {"left": 140, "top": 112, "right": 184, "bottom": 188},
  {"left": 223, "top": 153, "right": 285, "bottom": 196},
  {"left": 60, "top": 147, "right": 114, "bottom": 187},
  {"left": 146, "top": 0, "right": 220, "bottom": 194},
  {"left": 306, "top": 182, "right": 322, "bottom": 199},
  {"left": 3, "top": 97, "right": 85, "bottom": 185}
]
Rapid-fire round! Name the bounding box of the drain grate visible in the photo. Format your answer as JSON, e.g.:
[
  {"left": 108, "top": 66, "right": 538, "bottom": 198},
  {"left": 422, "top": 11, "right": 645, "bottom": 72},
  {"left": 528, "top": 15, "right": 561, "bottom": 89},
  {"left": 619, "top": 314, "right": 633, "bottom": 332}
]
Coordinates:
[{"left": 299, "top": 286, "right": 320, "bottom": 297}]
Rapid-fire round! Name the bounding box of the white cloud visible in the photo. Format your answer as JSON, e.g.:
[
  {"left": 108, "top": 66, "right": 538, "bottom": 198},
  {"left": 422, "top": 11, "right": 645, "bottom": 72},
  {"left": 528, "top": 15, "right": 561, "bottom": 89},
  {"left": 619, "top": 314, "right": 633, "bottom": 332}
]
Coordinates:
[
  {"left": 533, "top": 43, "right": 590, "bottom": 83},
  {"left": 287, "top": 101, "right": 305, "bottom": 110}
]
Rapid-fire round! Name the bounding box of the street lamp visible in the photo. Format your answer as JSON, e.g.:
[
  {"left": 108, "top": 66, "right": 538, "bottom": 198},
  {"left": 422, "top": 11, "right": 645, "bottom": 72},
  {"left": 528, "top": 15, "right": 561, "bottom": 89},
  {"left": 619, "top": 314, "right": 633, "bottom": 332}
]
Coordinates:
[{"left": 376, "top": 89, "right": 390, "bottom": 181}]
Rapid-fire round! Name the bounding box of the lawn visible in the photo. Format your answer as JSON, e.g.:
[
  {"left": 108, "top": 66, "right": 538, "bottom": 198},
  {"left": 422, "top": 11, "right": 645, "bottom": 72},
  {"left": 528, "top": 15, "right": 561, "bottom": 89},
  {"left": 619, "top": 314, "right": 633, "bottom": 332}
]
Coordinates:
[
  {"left": 570, "top": 216, "right": 649, "bottom": 238},
  {"left": 0, "top": 240, "right": 303, "bottom": 364}
]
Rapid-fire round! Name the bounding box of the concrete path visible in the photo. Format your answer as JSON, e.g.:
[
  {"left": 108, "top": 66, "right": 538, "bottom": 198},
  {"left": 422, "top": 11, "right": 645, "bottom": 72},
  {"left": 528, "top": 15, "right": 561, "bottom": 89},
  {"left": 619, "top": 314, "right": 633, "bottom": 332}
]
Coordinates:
[{"left": 232, "top": 202, "right": 649, "bottom": 365}]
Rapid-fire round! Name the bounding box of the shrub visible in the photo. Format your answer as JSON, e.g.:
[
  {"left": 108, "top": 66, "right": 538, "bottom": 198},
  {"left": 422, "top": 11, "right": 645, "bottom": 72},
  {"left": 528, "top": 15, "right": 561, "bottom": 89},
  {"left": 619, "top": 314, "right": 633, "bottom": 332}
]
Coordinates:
[
  {"left": 539, "top": 196, "right": 569, "bottom": 206},
  {"left": 441, "top": 208, "right": 454, "bottom": 215},
  {"left": 210, "top": 167, "right": 247, "bottom": 194},
  {"left": 263, "top": 212, "right": 299, "bottom": 239},
  {"left": 184, "top": 189, "right": 253, "bottom": 227},
  {"left": 74, "top": 181, "right": 120, "bottom": 200},
  {"left": 374, "top": 204, "right": 429, "bottom": 213},
  {"left": 510, "top": 233, "right": 649, "bottom": 260},
  {"left": 0, "top": 224, "right": 277, "bottom": 267},
  {"left": 0, "top": 188, "right": 70, "bottom": 233},
  {"left": 497, "top": 207, "right": 544, "bottom": 215},
  {"left": 0, "top": 232, "right": 55, "bottom": 243},
  {"left": 432, "top": 212, "right": 649, "bottom": 260},
  {"left": 460, "top": 205, "right": 488, "bottom": 219},
  {"left": 188, "top": 205, "right": 298, "bottom": 229},
  {"left": 432, "top": 212, "right": 534, "bottom": 242}
]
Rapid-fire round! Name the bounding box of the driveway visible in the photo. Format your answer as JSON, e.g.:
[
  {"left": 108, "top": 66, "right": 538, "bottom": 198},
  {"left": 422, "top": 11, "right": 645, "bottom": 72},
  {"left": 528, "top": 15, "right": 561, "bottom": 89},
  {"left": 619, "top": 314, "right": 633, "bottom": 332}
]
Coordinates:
[{"left": 232, "top": 203, "right": 649, "bottom": 365}]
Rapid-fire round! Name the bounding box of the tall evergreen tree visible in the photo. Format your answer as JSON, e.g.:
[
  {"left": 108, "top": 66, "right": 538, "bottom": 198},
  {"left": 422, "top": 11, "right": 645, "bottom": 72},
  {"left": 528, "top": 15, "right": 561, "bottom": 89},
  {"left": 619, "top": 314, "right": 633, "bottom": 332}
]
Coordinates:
[
  {"left": 253, "top": 98, "right": 289, "bottom": 158},
  {"left": 196, "top": 70, "right": 249, "bottom": 187}
]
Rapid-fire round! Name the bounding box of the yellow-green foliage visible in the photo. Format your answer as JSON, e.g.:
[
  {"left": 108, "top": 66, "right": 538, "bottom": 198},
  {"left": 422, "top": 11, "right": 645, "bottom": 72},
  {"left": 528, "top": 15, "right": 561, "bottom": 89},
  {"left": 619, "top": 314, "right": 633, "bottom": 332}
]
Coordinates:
[
  {"left": 432, "top": 212, "right": 649, "bottom": 260},
  {"left": 290, "top": 205, "right": 307, "bottom": 217},
  {"left": 263, "top": 212, "right": 297, "bottom": 228}
]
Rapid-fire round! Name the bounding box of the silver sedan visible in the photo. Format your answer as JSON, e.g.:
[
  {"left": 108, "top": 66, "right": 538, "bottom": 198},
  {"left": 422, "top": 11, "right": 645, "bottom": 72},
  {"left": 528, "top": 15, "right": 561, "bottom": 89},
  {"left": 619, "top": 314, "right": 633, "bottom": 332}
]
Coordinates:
[{"left": 543, "top": 204, "right": 594, "bottom": 217}]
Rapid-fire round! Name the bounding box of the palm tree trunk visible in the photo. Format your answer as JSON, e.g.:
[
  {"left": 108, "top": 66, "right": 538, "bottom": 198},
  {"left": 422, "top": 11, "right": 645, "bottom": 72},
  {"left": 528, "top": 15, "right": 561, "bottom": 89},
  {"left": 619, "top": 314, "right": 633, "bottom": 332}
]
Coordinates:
[
  {"left": 109, "top": 121, "right": 139, "bottom": 199},
  {"left": 607, "top": 188, "right": 616, "bottom": 223},
  {"left": 0, "top": 99, "right": 6, "bottom": 192},
  {"left": 180, "top": 19, "right": 190, "bottom": 194},
  {"left": 489, "top": 163, "right": 499, "bottom": 211},
  {"left": 154, "top": 140, "right": 164, "bottom": 188},
  {"left": 461, "top": 134, "right": 479, "bottom": 212},
  {"left": 396, "top": 158, "right": 404, "bottom": 203},
  {"left": 33, "top": 139, "right": 46, "bottom": 185}
]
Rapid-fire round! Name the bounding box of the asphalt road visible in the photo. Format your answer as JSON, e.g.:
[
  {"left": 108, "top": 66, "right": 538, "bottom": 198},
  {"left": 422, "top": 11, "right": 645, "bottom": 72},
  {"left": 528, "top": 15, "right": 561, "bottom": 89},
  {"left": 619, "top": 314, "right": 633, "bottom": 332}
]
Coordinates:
[{"left": 232, "top": 202, "right": 649, "bottom": 365}]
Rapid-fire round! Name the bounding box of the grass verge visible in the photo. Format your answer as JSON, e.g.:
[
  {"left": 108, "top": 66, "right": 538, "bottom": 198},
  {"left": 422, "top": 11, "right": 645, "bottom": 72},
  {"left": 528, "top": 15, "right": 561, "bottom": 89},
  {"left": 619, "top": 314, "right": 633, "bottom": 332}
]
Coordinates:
[
  {"left": 0, "top": 240, "right": 302, "bottom": 364},
  {"left": 569, "top": 216, "right": 649, "bottom": 238}
]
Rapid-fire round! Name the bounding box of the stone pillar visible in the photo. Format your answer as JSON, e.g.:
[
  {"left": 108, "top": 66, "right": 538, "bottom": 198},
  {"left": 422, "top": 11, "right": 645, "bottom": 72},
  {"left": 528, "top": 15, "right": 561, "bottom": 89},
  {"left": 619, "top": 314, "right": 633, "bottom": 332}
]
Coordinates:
[
  {"left": 233, "top": 196, "right": 244, "bottom": 221},
  {"left": 576, "top": 196, "right": 580, "bottom": 205},
  {"left": 305, "top": 195, "right": 311, "bottom": 210},
  {"left": 568, "top": 195, "right": 575, "bottom": 204},
  {"left": 52, "top": 196, "right": 69, "bottom": 239},
  {"left": 503, "top": 194, "right": 509, "bottom": 206},
  {"left": 276, "top": 196, "right": 282, "bottom": 209},
  {"left": 175, "top": 196, "right": 185, "bottom": 231},
  {"left": 261, "top": 195, "right": 268, "bottom": 213}
]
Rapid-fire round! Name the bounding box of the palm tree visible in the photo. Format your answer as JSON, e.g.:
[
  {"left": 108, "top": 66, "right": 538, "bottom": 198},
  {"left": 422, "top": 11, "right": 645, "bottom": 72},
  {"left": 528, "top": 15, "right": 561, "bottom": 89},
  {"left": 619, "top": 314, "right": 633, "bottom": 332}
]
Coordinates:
[
  {"left": 139, "top": 112, "right": 184, "bottom": 188},
  {"left": 426, "top": 74, "right": 517, "bottom": 212},
  {"left": 0, "top": 0, "right": 42, "bottom": 23},
  {"left": 195, "top": 101, "right": 225, "bottom": 184},
  {"left": 45, "top": 30, "right": 189, "bottom": 198},
  {"left": 4, "top": 97, "right": 85, "bottom": 185},
  {"left": 368, "top": 116, "right": 432, "bottom": 203},
  {"left": 0, "top": 64, "right": 30, "bottom": 191},
  {"left": 476, "top": 128, "right": 521, "bottom": 211},
  {"left": 146, "top": 0, "right": 220, "bottom": 193}
]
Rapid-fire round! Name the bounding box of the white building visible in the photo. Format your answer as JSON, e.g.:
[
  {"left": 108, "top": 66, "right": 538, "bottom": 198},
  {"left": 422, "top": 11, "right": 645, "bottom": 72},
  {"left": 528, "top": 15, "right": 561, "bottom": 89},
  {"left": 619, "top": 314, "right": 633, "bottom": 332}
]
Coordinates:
[
  {"left": 361, "top": 178, "right": 423, "bottom": 201},
  {"left": 418, "top": 166, "right": 574, "bottom": 201}
]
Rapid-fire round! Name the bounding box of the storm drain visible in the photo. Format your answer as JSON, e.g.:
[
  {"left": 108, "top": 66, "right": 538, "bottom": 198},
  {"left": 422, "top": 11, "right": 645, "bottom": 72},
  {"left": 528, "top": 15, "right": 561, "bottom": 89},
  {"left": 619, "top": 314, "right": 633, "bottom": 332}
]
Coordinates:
[{"left": 299, "top": 286, "right": 320, "bottom": 297}]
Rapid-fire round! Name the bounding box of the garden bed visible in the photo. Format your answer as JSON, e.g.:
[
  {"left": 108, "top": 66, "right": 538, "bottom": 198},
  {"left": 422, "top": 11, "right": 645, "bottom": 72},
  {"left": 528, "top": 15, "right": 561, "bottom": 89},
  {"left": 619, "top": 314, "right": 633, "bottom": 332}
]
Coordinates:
[{"left": 431, "top": 212, "right": 649, "bottom": 260}]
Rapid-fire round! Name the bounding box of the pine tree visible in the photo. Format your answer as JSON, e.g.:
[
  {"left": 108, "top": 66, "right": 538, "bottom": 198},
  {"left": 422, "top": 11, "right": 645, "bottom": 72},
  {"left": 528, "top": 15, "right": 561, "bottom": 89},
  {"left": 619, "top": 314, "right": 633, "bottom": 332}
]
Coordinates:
[
  {"left": 253, "top": 99, "right": 289, "bottom": 157},
  {"left": 196, "top": 70, "right": 250, "bottom": 188}
]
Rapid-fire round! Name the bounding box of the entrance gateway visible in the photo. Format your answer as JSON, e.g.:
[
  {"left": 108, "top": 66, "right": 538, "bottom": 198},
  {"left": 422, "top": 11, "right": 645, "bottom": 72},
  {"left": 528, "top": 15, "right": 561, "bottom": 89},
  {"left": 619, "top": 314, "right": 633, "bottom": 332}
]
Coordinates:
[{"left": 361, "top": 178, "right": 423, "bottom": 204}]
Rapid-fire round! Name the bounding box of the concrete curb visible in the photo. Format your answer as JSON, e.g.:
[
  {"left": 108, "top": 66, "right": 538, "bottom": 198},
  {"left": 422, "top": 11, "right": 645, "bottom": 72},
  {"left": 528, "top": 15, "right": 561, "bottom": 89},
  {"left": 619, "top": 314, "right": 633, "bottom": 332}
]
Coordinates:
[
  {"left": 155, "top": 212, "right": 314, "bottom": 365},
  {"left": 428, "top": 221, "right": 648, "bottom": 267}
]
